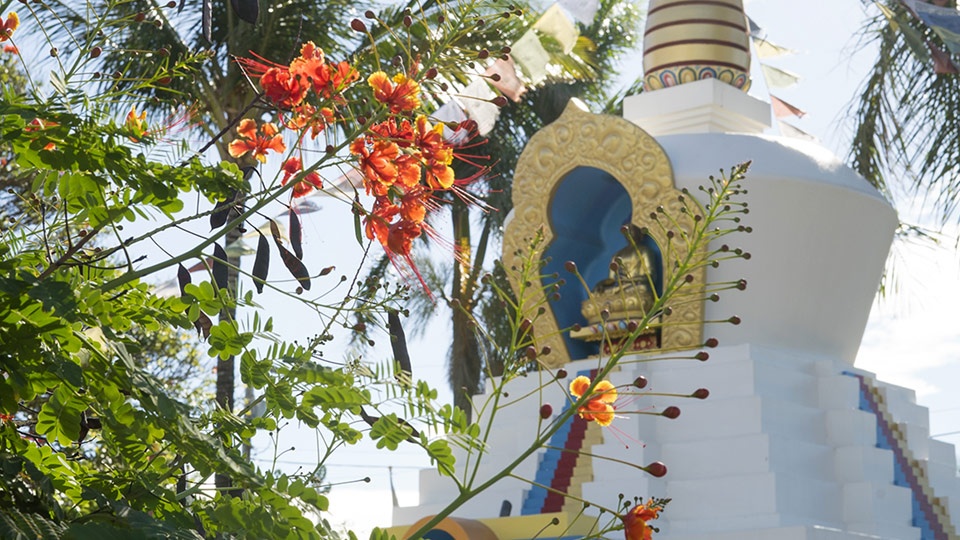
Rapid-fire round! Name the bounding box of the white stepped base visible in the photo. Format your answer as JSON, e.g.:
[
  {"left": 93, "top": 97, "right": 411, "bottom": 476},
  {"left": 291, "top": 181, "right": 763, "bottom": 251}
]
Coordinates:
[
  {"left": 665, "top": 525, "right": 919, "bottom": 540},
  {"left": 392, "top": 348, "right": 960, "bottom": 540}
]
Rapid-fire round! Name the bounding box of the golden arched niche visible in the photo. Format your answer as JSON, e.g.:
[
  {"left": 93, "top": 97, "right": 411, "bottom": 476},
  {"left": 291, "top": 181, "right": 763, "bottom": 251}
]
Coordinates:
[{"left": 502, "top": 99, "right": 704, "bottom": 368}]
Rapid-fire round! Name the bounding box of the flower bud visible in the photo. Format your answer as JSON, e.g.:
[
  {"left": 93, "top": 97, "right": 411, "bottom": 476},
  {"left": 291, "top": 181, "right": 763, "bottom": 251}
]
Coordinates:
[
  {"left": 633, "top": 376, "right": 648, "bottom": 389},
  {"left": 644, "top": 461, "right": 667, "bottom": 477},
  {"left": 351, "top": 18, "right": 367, "bottom": 32},
  {"left": 540, "top": 404, "right": 553, "bottom": 419},
  {"left": 691, "top": 388, "right": 709, "bottom": 399},
  {"left": 662, "top": 406, "right": 681, "bottom": 419}
]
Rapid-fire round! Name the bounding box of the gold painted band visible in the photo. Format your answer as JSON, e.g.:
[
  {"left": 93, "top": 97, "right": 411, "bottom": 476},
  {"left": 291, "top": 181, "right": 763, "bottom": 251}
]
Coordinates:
[
  {"left": 645, "top": 7, "right": 748, "bottom": 32},
  {"left": 648, "top": 0, "right": 743, "bottom": 16},
  {"left": 643, "top": 23, "right": 750, "bottom": 44},
  {"left": 645, "top": 59, "right": 748, "bottom": 72},
  {"left": 644, "top": 23, "right": 748, "bottom": 45},
  {"left": 645, "top": 45, "right": 749, "bottom": 70},
  {"left": 644, "top": 38, "right": 749, "bottom": 55}
]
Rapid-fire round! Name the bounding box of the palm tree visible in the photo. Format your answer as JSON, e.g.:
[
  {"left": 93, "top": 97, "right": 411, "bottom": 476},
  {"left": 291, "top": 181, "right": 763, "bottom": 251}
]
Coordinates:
[{"left": 850, "top": 0, "right": 960, "bottom": 223}]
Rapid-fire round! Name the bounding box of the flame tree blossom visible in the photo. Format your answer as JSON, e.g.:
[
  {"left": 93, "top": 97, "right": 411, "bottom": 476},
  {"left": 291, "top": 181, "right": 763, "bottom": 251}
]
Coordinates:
[
  {"left": 228, "top": 118, "right": 286, "bottom": 163},
  {"left": 281, "top": 156, "right": 323, "bottom": 198},
  {"left": 569, "top": 375, "right": 618, "bottom": 426},
  {"left": 367, "top": 71, "right": 421, "bottom": 113},
  {"left": 237, "top": 41, "right": 358, "bottom": 110},
  {"left": 349, "top": 114, "right": 473, "bottom": 258},
  {"left": 235, "top": 43, "right": 490, "bottom": 288},
  {"left": 622, "top": 499, "right": 663, "bottom": 540},
  {"left": 1, "top": 12, "right": 17, "bottom": 42}
]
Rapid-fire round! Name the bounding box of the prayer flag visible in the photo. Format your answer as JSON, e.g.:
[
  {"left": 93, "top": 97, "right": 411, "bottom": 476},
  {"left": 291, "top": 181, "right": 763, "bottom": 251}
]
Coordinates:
[
  {"left": 753, "top": 37, "right": 794, "bottom": 58},
  {"left": 770, "top": 95, "right": 807, "bottom": 118},
  {"left": 485, "top": 58, "right": 527, "bottom": 102},
  {"left": 761, "top": 64, "right": 800, "bottom": 88},
  {"left": 511, "top": 30, "right": 550, "bottom": 84},
  {"left": 778, "top": 121, "right": 816, "bottom": 141},
  {"left": 459, "top": 78, "right": 500, "bottom": 136},
  {"left": 533, "top": 3, "right": 579, "bottom": 54},
  {"left": 904, "top": 0, "right": 960, "bottom": 54}
]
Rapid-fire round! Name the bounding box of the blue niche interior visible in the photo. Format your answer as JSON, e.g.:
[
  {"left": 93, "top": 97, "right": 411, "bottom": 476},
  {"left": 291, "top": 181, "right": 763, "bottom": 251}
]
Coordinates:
[{"left": 543, "top": 166, "right": 661, "bottom": 360}]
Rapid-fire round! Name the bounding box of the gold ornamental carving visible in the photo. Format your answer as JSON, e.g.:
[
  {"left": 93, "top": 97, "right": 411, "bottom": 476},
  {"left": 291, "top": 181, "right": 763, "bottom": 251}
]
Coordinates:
[{"left": 502, "top": 99, "right": 705, "bottom": 368}]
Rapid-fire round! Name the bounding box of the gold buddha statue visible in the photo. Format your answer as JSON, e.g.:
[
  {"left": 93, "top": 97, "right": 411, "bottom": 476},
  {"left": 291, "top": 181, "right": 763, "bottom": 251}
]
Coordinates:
[{"left": 572, "top": 225, "right": 661, "bottom": 351}]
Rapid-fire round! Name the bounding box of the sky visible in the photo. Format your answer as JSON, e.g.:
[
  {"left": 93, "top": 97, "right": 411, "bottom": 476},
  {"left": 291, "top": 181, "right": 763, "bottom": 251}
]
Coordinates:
[{"left": 242, "top": 0, "right": 960, "bottom": 536}]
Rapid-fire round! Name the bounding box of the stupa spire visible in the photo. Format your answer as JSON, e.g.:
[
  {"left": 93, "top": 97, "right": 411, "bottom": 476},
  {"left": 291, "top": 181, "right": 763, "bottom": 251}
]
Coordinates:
[{"left": 642, "top": 0, "right": 751, "bottom": 92}]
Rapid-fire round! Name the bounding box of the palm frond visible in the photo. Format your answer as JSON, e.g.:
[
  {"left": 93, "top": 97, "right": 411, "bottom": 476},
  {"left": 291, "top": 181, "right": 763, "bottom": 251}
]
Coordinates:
[{"left": 849, "top": 0, "right": 960, "bottom": 224}]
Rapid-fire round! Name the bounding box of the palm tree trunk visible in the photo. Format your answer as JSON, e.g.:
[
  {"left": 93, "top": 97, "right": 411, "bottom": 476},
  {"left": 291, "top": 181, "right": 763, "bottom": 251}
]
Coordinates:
[
  {"left": 215, "top": 206, "right": 243, "bottom": 491},
  {"left": 449, "top": 199, "right": 483, "bottom": 420}
]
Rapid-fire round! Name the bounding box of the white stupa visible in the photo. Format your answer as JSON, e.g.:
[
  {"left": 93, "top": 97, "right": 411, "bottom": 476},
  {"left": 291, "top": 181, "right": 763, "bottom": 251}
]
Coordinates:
[{"left": 388, "top": 1, "right": 960, "bottom": 538}]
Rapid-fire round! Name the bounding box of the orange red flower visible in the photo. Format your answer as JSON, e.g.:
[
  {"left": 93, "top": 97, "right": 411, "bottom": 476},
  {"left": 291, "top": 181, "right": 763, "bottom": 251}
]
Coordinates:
[
  {"left": 350, "top": 137, "right": 401, "bottom": 196},
  {"left": 368, "top": 71, "right": 421, "bottom": 113},
  {"left": 228, "top": 118, "right": 285, "bottom": 163},
  {"left": 284, "top": 103, "right": 333, "bottom": 140},
  {"left": 622, "top": 500, "right": 661, "bottom": 540},
  {"left": 280, "top": 157, "right": 323, "bottom": 198},
  {"left": 415, "top": 116, "right": 454, "bottom": 189},
  {"left": 260, "top": 66, "right": 310, "bottom": 109},
  {"left": 569, "top": 376, "right": 618, "bottom": 426},
  {"left": 1, "top": 12, "right": 18, "bottom": 42},
  {"left": 125, "top": 107, "right": 148, "bottom": 141}
]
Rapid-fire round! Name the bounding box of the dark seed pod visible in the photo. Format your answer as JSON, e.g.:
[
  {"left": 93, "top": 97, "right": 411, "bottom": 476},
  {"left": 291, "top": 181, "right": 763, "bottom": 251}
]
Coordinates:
[
  {"left": 212, "top": 243, "right": 228, "bottom": 291},
  {"left": 289, "top": 210, "right": 303, "bottom": 260},
  {"left": 252, "top": 232, "right": 269, "bottom": 293}
]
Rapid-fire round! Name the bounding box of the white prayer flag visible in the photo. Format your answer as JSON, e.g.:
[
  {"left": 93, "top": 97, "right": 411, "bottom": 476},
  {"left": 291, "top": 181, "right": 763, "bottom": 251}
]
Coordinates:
[
  {"left": 533, "top": 3, "right": 579, "bottom": 54},
  {"left": 761, "top": 64, "right": 800, "bottom": 88},
  {"left": 433, "top": 100, "right": 469, "bottom": 124},
  {"left": 511, "top": 30, "right": 550, "bottom": 84},
  {"left": 753, "top": 37, "right": 794, "bottom": 58},
  {"left": 458, "top": 78, "right": 500, "bottom": 136}
]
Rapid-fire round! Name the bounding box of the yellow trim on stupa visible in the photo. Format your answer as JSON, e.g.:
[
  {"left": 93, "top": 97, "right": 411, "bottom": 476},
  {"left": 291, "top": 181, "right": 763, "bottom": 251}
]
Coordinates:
[
  {"left": 386, "top": 512, "right": 601, "bottom": 540},
  {"left": 503, "top": 99, "right": 704, "bottom": 368},
  {"left": 865, "top": 382, "right": 959, "bottom": 538},
  {"left": 560, "top": 419, "right": 603, "bottom": 514}
]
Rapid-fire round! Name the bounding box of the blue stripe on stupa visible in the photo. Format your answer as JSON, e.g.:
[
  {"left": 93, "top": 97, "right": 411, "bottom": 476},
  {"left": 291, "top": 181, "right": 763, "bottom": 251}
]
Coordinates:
[
  {"left": 842, "top": 371, "right": 944, "bottom": 540},
  {"left": 521, "top": 369, "right": 594, "bottom": 516}
]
